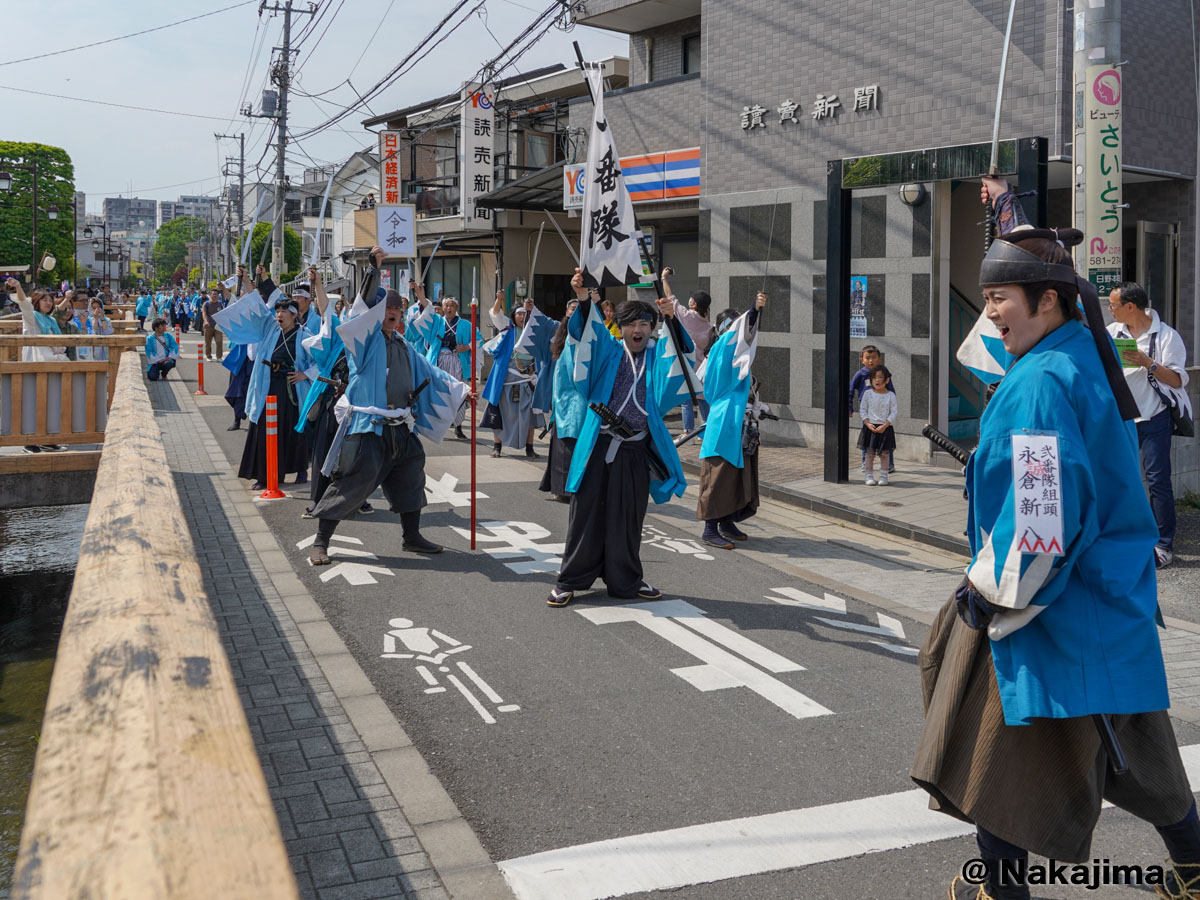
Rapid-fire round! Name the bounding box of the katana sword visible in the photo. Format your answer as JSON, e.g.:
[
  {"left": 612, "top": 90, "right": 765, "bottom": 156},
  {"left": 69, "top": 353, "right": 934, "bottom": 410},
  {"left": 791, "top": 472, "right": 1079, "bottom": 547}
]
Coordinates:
[{"left": 985, "top": 0, "right": 1020, "bottom": 250}]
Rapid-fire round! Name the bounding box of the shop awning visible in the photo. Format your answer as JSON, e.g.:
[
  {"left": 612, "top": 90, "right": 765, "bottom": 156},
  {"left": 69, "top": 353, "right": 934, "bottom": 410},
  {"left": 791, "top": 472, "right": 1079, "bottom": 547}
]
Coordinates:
[{"left": 473, "top": 163, "right": 565, "bottom": 212}]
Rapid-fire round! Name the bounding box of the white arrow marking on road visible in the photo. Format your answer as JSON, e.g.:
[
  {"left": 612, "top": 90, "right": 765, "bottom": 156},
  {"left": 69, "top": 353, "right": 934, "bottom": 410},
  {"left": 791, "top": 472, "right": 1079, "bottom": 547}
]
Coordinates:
[
  {"left": 815, "top": 612, "right": 907, "bottom": 641},
  {"left": 577, "top": 599, "right": 831, "bottom": 720},
  {"left": 296, "top": 534, "right": 365, "bottom": 550},
  {"left": 499, "top": 744, "right": 1200, "bottom": 900},
  {"left": 318, "top": 562, "right": 395, "bottom": 586},
  {"left": 766, "top": 587, "right": 847, "bottom": 614},
  {"left": 871, "top": 640, "right": 920, "bottom": 656},
  {"left": 425, "top": 472, "right": 489, "bottom": 507},
  {"left": 451, "top": 521, "right": 564, "bottom": 574}
]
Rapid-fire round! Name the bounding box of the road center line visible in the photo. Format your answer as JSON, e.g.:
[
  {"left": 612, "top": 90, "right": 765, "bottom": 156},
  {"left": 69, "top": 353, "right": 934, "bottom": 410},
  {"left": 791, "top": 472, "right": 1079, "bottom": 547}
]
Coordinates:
[{"left": 498, "top": 743, "right": 1200, "bottom": 900}]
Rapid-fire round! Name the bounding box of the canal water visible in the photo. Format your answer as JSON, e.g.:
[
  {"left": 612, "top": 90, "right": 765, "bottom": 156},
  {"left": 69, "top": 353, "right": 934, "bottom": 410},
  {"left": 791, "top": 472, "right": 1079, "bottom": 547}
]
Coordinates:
[{"left": 0, "top": 503, "right": 87, "bottom": 899}]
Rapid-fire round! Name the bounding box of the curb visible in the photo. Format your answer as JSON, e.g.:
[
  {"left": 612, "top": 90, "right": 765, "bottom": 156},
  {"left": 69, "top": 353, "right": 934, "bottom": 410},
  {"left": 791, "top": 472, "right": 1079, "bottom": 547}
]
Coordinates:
[
  {"left": 182, "top": 388, "right": 516, "bottom": 900},
  {"left": 678, "top": 458, "right": 970, "bottom": 557}
]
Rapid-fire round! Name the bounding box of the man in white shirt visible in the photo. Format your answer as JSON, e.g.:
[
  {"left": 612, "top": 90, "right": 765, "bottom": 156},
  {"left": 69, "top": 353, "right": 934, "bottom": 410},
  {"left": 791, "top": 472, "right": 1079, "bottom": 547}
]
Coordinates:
[{"left": 1107, "top": 281, "right": 1190, "bottom": 567}]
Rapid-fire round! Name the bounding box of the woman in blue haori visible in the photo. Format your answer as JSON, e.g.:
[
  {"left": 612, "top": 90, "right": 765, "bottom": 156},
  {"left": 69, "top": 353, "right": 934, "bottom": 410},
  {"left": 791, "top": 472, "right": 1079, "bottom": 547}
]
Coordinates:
[
  {"left": 144, "top": 317, "right": 178, "bottom": 380},
  {"left": 481, "top": 291, "right": 542, "bottom": 458},
  {"left": 545, "top": 269, "right": 691, "bottom": 608},
  {"left": 306, "top": 248, "right": 471, "bottom": 565},
  {"left": 215, "top": 264, "right": 315, "bottom": 490},
  {"left": 79, "top": 296, "right": 114, "bottom": 361},
  {"left": 405, "top": 287, "right": 480, "bottom": 440},
  {"left": 135, "top": 291, "right": 153, "bottom": 331},
  {"left": 537, "top": 298, "right": 583, "bottom": 500},
  {"left": 694, "top": 292, "right": 767, "bottom": 550},
  {"left": 912, "top": 182, "right": 1200, "bottom": 900}
]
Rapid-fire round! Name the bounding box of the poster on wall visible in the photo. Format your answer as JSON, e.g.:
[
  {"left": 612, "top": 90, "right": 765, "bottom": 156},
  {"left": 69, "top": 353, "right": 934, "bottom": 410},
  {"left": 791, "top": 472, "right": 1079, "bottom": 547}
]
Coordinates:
[{"left": 850, "top": 276, "right": 868, "bottom": 338}]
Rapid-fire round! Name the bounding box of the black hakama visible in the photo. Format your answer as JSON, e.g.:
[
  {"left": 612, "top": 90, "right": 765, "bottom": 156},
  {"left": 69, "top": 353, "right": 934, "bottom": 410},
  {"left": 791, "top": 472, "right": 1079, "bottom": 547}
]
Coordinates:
[
  {"left": 537, "top": 425, "right": 576, "bottom": 497},
  {"left": 310, "top": 427, "right": 426, "bottom": 519},
  {"left": 238, "top": 330, "right": 309, "bottom": 483},
  {"left": 225, "top": 354, "right": 251, "bottom": 420},
  {"left": 555, "top": 434, "right": 650, "bottom": 598}
]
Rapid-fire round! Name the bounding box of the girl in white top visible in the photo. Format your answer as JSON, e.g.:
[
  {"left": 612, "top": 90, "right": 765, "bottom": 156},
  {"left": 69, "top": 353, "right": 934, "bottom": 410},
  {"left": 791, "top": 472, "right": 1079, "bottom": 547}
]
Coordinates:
[{"left": 859, "top": 364, "right": 899, "bottom": 485}]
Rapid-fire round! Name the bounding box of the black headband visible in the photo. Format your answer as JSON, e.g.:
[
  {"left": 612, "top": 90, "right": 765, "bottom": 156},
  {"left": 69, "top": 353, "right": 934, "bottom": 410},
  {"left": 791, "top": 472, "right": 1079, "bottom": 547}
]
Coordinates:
[{"left": 979, "top": 239, "right": 1078, "bottom": 287}]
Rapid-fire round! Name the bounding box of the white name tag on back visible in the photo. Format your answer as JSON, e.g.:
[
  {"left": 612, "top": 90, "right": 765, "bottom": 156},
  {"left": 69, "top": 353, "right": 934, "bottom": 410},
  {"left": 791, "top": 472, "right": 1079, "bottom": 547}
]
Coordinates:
[{"left": 1011, "top": 432, "right": 1065, "bottom": 555}]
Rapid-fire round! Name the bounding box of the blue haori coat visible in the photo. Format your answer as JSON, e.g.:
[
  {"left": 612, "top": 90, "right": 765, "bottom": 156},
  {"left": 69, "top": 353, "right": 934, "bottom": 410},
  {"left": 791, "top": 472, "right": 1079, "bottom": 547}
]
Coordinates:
[
  {"left": 564, "top": 301, "right": 688, "bottom": 504},
  {"left": 551, "top": 343, "right": 588, "bottom": 440},
  {"left": 964, "top": 319, "right": 1165, "bottom": 726},
  {"left": 698, "top": 309, "right": 758, "bottom": 468},
  {"left": 295, "top": 304, "right": 343, "bottom": 430},
  {"left": 407, "top": 306, "right": 481, "bottom": 380},
  {"left": 144, "top": 331, "right": 179, "bottom": 375},
  {"left": 334, "top": 296, "right": 470, "bottom": 443},
  {"left": 213, "top": 287, "right": 316, "bottom": 425}
]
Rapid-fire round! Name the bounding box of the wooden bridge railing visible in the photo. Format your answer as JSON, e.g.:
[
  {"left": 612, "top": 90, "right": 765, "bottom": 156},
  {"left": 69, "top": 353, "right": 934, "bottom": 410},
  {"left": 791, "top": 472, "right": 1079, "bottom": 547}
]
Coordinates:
[
  {"left": 0, "top": 337, "right": 145, "bottom": 440},
  {"left": 13, "top": 353, "right": 298, "bottom": 900},
  {"left": 0, "top": 318, "right": 142, "bottom": 334}
]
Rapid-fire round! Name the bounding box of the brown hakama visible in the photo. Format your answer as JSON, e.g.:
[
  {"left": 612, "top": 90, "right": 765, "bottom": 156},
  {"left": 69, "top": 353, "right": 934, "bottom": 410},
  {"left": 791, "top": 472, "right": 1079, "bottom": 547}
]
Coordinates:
[
  {"left": 911, "top": 594, "right": 1193, "bottom": 862},
  {"left": 695, "top": 451, "right": 760, "bottom": 522}
]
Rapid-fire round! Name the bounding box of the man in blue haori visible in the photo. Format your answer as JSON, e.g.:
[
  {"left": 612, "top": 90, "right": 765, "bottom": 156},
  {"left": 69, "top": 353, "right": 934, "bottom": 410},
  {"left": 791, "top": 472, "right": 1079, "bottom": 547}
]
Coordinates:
[
  {"left": 214, "top": 264, "right": 315, "bottom": 489},
  {"left": 545, "top": 268, "right": 692, "bottom": 608},
  {"left": 306, "top": 247, "right": 471, "bottom": 566},
  {"left": 694, "top": 292, "right": 768, "bottom": 550},
  {"left": 913, "top": 180, "right": 1200, "bottom": 900}
]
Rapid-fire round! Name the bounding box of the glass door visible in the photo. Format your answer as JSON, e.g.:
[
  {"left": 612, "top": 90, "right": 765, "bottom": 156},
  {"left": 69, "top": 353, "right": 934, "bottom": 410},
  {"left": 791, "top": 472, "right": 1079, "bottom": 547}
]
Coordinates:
[{"left": 1137, "top": 221, "right": 1178, "bottom": 328}]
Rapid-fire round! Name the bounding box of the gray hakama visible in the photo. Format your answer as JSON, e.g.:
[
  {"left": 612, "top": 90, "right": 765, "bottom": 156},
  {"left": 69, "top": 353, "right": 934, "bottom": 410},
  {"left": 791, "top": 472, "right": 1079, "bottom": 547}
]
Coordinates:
[
  {"left": 311, "top": 336, "right": 426, "bottom": 519},
  {"left": 493, "top": 357, "right": 543, "bottom": 449}
]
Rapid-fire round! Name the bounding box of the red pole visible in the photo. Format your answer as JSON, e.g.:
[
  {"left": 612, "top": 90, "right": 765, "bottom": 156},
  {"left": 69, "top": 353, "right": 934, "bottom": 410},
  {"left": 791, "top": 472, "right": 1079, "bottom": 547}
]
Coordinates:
[
  {"left": 470, "top": 298, "right": 478, "bottom": 550},
  {"left": 174, "top": 324, "right": 181, "bottom": 346},
  {"left": 259, "top": 395, "right": 286, "bottom": 499},
  {"left": 194, "top": 343, "right": 207, "bottom": 395}
]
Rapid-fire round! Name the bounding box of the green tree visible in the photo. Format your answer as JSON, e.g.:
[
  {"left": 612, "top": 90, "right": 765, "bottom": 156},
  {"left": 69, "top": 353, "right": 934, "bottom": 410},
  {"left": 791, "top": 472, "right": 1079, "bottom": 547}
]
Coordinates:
[
  {"left": 152, "top": 216, "right": 205, "bottom": 280},
  {"left": 188, "top": 265, "right": 202, "bottom": 285},
  {"left": 0, "top": 141, "right": 76, "bottom": 287},
  {"left": 234, "top": 222, "right": 301, "bottom": 272}
]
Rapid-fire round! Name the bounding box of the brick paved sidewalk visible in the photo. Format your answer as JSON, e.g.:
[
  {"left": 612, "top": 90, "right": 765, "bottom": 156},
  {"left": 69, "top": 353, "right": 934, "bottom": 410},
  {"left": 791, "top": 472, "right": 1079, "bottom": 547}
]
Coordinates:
[{"left": 147, "top": 371, "right": 508, "bottom": 900}]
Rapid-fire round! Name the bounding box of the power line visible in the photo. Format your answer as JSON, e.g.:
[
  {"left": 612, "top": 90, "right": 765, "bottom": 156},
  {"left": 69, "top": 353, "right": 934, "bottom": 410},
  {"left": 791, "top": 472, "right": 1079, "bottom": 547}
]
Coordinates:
[
  {"left": 0, "top": 83, "right": 235, "bottom": 121},
  {"left": 0, "top": 0, "right": 257, "bottom": 67},
  {"left": 345, "top": 0, "right": 398, "bottom": 81},
  {"left": 290, "top": 0, "right": 485, "bottom": 140},
  {"left": 87, "top": 175, "right": 223, "bottom": 196}
]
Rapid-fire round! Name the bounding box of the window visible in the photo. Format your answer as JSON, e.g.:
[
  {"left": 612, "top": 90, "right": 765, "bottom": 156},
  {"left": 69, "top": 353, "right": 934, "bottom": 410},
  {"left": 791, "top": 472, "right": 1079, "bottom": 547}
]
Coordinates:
[{"left": 682, "top": 34, "right": 700, "bottom": 75}]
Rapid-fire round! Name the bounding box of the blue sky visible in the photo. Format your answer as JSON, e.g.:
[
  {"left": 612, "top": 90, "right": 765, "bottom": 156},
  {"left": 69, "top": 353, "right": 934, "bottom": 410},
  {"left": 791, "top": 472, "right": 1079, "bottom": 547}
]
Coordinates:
[{"left": 1, "top": 1, "right": 628, "bottom": 214}]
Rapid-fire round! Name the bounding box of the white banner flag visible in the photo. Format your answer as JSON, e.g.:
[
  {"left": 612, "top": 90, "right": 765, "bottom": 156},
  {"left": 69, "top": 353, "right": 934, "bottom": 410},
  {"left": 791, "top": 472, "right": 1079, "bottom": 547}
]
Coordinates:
[{"left": 579, "top": 65, "right": 644, "bottom": 288}]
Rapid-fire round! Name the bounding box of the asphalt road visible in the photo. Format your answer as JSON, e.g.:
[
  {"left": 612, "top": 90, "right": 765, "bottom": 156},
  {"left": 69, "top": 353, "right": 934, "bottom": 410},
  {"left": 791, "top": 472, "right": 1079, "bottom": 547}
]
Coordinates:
[{"left": 180, "top": 350, "right": 1200, "bottom": 900}]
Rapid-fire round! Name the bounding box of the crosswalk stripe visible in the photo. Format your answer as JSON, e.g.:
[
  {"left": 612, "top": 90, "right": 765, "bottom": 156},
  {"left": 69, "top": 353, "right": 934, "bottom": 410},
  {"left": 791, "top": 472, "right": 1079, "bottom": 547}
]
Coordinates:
[{"left": 499, "top": 742, "right": 1200, "bottom": 900}]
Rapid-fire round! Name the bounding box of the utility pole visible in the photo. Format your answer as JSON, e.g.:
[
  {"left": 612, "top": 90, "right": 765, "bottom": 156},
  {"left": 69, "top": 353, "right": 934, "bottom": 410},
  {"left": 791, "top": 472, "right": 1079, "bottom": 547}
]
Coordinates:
[
  {"left": 215, "top": 131, "right": 245, "bottom": 270},
  {"left": 252, "top": 1, "right": 316, "bottom": 280},
  {"left": 1072, "top": 0, "right": 1124, "bottom": 294}
]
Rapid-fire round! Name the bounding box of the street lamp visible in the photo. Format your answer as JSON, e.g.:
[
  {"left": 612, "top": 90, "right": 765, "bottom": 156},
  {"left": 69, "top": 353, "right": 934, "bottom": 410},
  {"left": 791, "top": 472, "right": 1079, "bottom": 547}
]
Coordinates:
[{"left": 0, "top": 158, "right": 64, "bottom": 283}]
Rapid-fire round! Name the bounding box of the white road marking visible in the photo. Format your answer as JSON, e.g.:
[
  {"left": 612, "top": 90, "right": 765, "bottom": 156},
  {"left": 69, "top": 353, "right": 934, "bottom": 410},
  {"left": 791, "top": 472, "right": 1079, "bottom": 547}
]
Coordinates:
[
  {"left": 766, "top": 586, "right": 847, "bottom": 614},
  {"left": 815, "top": 612, "right": 907, "bottom": 641},
  {"left": 451, "top": 520, "right": 564, "bottom": 574},
  {"left": 499, "top": 744, "right": 1200, "bottom": 900},
  {"left": 296, "top": 534, "right": 365, "bottom": 549},
  {"left": 675, "top": 615, "right": 804, "bottom": 674},
  {"left": 457, "top": 661, "right": 505, "bottom": 704},
  {"left": 577, "top": 600, "right": 831, "bottom": 721},
  {"left": 446, "top": 673, "right": 497, "bottom": 724},
  {"left": 425, "top": 471, "right": 489, "bottom": 507},
  {"left": 318, "top": 562, "right": 395, "bottom": 586},
  {"left": 871, "top": 641, "right": 920, "bottom": 656}
]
